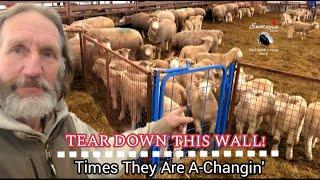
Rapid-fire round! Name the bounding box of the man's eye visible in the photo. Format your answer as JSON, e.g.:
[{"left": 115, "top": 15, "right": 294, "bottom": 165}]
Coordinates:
[
  {"left": 42, "top": 50, "right": 55, "bottom": 58},
  {"left": 10, "top": 46, "right": 24, "bottom": 54}
]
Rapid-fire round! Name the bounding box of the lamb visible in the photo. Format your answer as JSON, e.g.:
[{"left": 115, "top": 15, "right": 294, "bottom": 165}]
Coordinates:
[
  {"left": 182, "top": 19, "right": 194, "bottom": 31},
  {"left": 212, "top": 5, "right": 228, "bottom": 22},
  {"left": 85, "top": 28, "right": 143, "bottom": 60},
  {"left": 117, "top": 71, "right": 148, "bottom": 130},
  {"left": 236, "top": 8, "right": 243, "bottom": 19},
  {"left": 302, "top": 102, "right": 320, "bottom": 160},
  {"left": 137, "top": 44, "right": 156, "bottom": 60},
  {"left": 280, "top": 13, "right": 293, "bottom": 26},
  {"left": 119, "top": 12, "right": 150, "bottom": 38},
  {"left": 270, "top": 93, "right": 308, "bottom": 160},
  {"left": 188, "top": 15, "right": 204, "bottom": 30},
  {"left": 240, "top": 8, "right": 252, "bottom": 18},
  {"left": 92, "top": 58, "right": 122, "bottom": 110},
  {"left": 149, "top": 59, "right": 170, "bottom": 69},
  {"left": 225, "top": 12, "right": 233, "bottom": 23},
  {"left": 186, "top": 79, "right": 219, "bottom": 134},
  {"left": 171, "top": 30, "right": 224, "bottom": 53},
  {"left": 179, "top": 36, "right": 213, "bottom": 61},
  {"left": 148, "top": 17, "right": 177, "bottom": 59},
  {"left": 194, "top": 47, "right": 243, "bottom": 66},
  {"left": 234, "top": 88, "right": 276, "bottom": 136},
  {"left": 287, "top": 22, "right": 319, "bottom": 40},
  {"left": 254, "top": 4, "right": 267, "bottom": 15},
  {"left": 164, "top": 81, "right": 187, "bottom": 106}
]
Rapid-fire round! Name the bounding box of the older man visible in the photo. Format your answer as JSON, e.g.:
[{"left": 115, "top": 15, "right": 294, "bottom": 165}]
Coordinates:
[{"left": 0, "top": 4, "right": 193, "bottom": 178}]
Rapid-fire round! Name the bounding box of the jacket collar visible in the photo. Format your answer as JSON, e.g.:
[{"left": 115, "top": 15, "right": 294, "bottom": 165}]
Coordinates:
[{"left": 0, "top": 99, "right": 69, "bottom": 142}]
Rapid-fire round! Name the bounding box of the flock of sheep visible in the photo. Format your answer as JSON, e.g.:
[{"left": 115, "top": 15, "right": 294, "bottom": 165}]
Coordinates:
[
  {"left": 280, "top": 8, "right": 319, "bottom": 39},
  {"left": 63, "top": 2, "right": 320, "bottom": 161}
]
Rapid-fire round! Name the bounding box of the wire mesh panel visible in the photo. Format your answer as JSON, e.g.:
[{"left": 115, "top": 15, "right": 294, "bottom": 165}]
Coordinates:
[
  {"left": 227, "top": 62, "right": 320, "bottom": 161},
  {"left": 151, "top": 62, "right": 233, "bottom": 166},
  {"left": 81, "top": 34, "right": 153, "bottom": 133}
]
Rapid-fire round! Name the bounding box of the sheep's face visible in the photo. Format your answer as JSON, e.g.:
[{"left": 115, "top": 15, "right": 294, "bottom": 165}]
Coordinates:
[
  {"left": 144, "top": 45, "right": 156, "bottom": 57},
  {"left": 274, "top": 92, "right": 290, "bottom": 112},
  {"left": 92, "top": 58, "right": 106, "bottom": 77},
  {"left": 240, "top": 89, "right": 263, "bottom": 105},
  {"left": 116, "top": 48, "right": 131, "bottom": 59},
  {"left": 169, "top": 58, "right": 179, "bottom": 68},
  {"left": 119, "top": 16, "right": 129, "bottom": 24},
  {"left": 150, "top": 18, "right": 160, "bottom": 30}
]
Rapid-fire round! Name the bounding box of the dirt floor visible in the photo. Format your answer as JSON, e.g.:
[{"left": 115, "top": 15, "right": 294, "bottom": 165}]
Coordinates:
[{"left": 65, "top": 12, "right": 320, "bottom": 178}]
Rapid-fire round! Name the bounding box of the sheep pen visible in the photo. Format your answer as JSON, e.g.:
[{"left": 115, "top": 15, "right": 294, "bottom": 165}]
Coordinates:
[{"left": 65, "top": 12, "right": 320, "bottom": 178}]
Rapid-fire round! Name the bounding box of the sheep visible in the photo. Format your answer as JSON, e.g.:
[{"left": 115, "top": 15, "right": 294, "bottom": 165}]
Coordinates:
[
  {"left": 225, "top": 12, "right": 233, "bottom": 23},
  {"left": 85, "top": 28, "right": 143, "bottom": 60},
  {"left": 164, "top": 81, "right": 187, "bottom": 106},
  {"left": 137, "top": 44, "right": 156, "bottom": 60},
  {"left": 194, "top": 7, "right": 206, "bottom": 16},
  {"left": 194, "top": 47, "right": 243, "bottom": 66},
  {"left": 280, "top": 13, "right": 293, "bottom": 26},
  {"left": 186, "top": 79, "right": 219, "bottom": 134},
  {"left": 175, "top": 9, "right": 189, "bottom": 30},
  {"left": 236, "top": 8, "right": 243, "bottom": 20},
  {"left": 92, "top": 58, "right": 122, "bottom": 110},
  {"left": 150, "top": 59, "right": 170, "bottom": 69},
  {"left": 240, "top": 8, "right": 252, "bottom": 18},
  {"left": 179, "top": 36, "right": 213, "bottom": 61},
  {"left": 117, "top": 71, "right": 148, "bottom": 130},
  {"left": 302, "top": 102, "right": 320, "bottom": 160},
  {"left": 287, "top": 22, "right": 320, "bottom": 40},
  {"left": 250, "top": 7, "right": 255, "bottom": 16},
  {"left": 64, "top": 16, "right": 114, "bottom": 38},
  {"left": 234, "top": 88, "right": 276, "bottom": 136},
  {"left": 71, "top": 16, "right": 114, "bottom": 29},
  {"left": 109, "top": 48, "right": 152, "bottom": 74},
  {"left": 182, "top": 19, "right": 194, "bottom": 31},
  {"left": 224, "top": 3, "right": 239, "bottom": 17},
  {"left": 188, "top": 15, "right": 204, "bottom": 30},
  {"left": 148, "top": 17, "right": 177, "bottom": 59},
  {"left": 212, "top": 5, "right": 228, "bottom": 22},
  {"left": 150, "top": 10, "right": 175, "bottom": 22},
  {"left": 185, "top": 8, "right": 196, "bottom": 17},
  {"left": 255, "top": 4, "right": 267, "bottom": 15},
  {"left": 171, "top": 30, "right": 224, "bottom": 54},
  {"left": 235, "top": 78, "right": 274, "bottom": 128},
  {"left": 270, "top": 93, "right": 308, "bottom": 160},
  {"left": 119, "top": 12, "right": 150, "bottom": 39}
]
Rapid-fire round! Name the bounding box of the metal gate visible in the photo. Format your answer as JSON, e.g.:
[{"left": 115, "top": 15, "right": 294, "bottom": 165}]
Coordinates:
[{"left": 150, "top": 61, "right": 237, "bottom": 166}]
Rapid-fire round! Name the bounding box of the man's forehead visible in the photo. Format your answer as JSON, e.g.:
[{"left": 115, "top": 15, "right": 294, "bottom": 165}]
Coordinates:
[{"left": 1, "top": 10, "right": 60, "bottom": 44}]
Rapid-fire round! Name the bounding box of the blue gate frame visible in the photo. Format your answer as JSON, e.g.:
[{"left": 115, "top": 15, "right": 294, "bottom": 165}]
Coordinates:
[{"left": 150, "top": 61, "right": 237, "bottom": 165}]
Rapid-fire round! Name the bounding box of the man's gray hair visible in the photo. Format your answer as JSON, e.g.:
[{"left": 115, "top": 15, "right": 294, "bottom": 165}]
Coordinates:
[{"left": 0, "top": 3, "right": 74, "bottom": 100}]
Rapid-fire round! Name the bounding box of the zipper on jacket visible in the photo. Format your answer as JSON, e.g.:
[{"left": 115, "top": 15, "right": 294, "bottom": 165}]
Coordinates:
[{"left": 45, "top": 142, "right": 57, "bottom": 177}]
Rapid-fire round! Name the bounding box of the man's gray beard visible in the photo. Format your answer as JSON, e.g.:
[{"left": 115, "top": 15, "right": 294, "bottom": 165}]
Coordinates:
[{"left": 0, "top": 77, "right": 61, "bottom": 120}]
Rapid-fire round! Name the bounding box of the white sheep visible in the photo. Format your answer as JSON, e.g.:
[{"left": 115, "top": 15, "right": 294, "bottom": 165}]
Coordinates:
[
  {"left": 179, "top": 36, "right": 213, "bottom": 61},
  {"left": 194, "top": 47, "right": 243, "bottom": 65},
  {"left": 186, "top": 79, "right": 219, "bottom": 134},
  {"left": 287, "top": 21, "right": 319, "bottom": 40},
  {"left": 302, "top": 102, "right": 320, "bottom": 160},
  {"left": 270, "top": 93, "right": 308, "bottom": 160},
  {"left": 117, "top": 71, "right": 148, "bottom": 130},
  {"left": 225, "top": 12, "right": 233, "bottom": 23},
  {"left": 280, "top": 12, "right": 293, "bottom": 26},
  {"left": 234, "top": 88, "right": 276, "bottom": 136}
]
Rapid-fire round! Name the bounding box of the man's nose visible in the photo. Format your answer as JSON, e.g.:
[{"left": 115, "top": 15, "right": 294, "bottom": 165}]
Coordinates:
[{"left": 23, "top": 51, "right": 43, "bottom": 78}]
